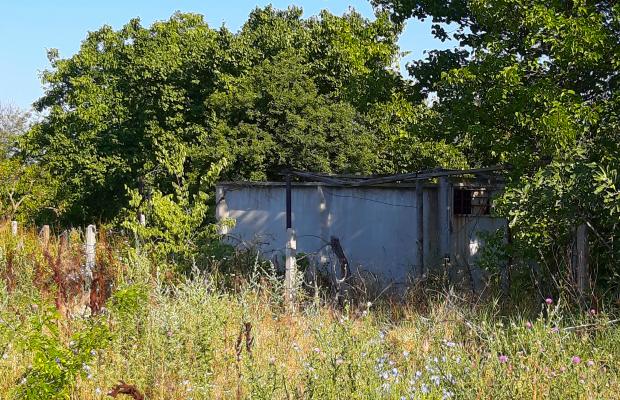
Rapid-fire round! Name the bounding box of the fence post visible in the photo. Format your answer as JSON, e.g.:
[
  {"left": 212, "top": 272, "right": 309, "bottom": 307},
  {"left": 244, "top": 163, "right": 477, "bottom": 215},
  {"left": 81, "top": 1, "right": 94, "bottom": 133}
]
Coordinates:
[
  {"left": 284, "top": 228, "right": 297, "bottom": 311},
  {"left": 438, "top": 177, "right": 452, "bottom": 274},
  {"left": 39, "top": 225, "right": 50, "bottom": 247},
  {"left": 414, "top": 181, "right": 424, "bottom": 278},
  {"left": 574, "top": 223, "right": 589, "bottom": 295},
  {"left": 11, "top": 221, "right": 17, "bottom": 236},
  {"left": 85, "top": 225, "right": 96, "bottom": 287}
]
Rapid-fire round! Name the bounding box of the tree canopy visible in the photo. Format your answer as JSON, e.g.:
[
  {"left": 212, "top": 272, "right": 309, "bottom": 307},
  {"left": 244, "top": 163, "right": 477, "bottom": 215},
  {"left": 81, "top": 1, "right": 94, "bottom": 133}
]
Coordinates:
[
  {"left": 374, "top": 0, "right": 620, "bottom": 286},
  {"left": 25, "top": 7, "right": 464, "bottom": 226}
]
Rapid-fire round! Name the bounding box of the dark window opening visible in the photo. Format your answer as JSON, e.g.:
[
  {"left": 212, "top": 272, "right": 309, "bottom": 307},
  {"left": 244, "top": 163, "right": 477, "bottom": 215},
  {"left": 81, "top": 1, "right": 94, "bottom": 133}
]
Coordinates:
[
  {"left": 453, "top": 189, "right": 472, "bottom": 215},
  {"left": 454, "top": 188, "right": 491, "bottom": 216}
]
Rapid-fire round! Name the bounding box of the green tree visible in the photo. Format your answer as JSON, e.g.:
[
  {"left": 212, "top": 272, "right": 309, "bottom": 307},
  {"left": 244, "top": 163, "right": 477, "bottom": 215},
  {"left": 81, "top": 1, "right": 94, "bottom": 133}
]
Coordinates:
[
  {"left": 374, "top": 0, "right": 620, "bottom": 289},
  {"left": 25, "top": 6, "right": 459, "bottom": 229},
  {"left": 0, "top": 103, "right": 56, "bottom": 222}
]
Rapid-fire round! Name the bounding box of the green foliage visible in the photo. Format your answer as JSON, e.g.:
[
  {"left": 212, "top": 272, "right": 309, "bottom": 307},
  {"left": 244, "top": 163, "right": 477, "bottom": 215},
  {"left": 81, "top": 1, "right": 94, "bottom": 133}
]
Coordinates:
[
  {"left": 0, "top": 104, "right": 57, "bottom": 223},
  {"left": 375, "top": 0, "right": 620, "bottom": 289},
  {"left": 11, "top": 306, "right": 110, "bottom": 399},
  {"left": 108, "top": 283, "right": 149, "bottom": 319},
  {"left": 24, "top": 6, "right": 460, "bottom": 231},
  {"left": 594, "top": 165, "right": 620, "bottom": 217}
]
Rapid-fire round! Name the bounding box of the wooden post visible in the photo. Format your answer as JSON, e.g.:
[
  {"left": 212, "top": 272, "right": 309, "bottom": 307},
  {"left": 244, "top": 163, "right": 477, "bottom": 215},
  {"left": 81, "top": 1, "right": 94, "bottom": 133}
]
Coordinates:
[
  {"left": 285, "top": 173, "right": 292, "bottom": 230},
  {"left": 39, "top": 225, "right": 50, "bottom": 247},
  {"left": 415, "top": 181, "right": 424, "bottom": 277},
  {"left": 284, "top": 228, "right": 297, "bottom": 310},
  {"left": 500, "top": 226, "right": 513, "bottom": 298},
  {"left": 11, "top": 221, "right": 17, "bottom": 236},
  {"left": 85, "top": 225, "right": 96, "bottom": 286},
  {"left": 574, "top": 224, "right": 589, "bottom": 294},
  {"left": 438, "top": 177, "right": 452, "bottom": 265}
]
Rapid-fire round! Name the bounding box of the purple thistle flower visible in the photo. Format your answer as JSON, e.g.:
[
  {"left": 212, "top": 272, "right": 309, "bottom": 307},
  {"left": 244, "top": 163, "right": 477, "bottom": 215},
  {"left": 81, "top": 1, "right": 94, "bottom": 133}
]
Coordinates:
[
  {"left": 587, "top": 360, "right": 595, "bottom": 367},
  {"left": 551, "top": 326, "right": 560, "bottom": 334},
  {"left": 572, "top": 356, "right": 581, "bottom": 364},
  {"left": 525, "top": 321, "right": 532, "bottom": 329},
  {"left": 498, "top": 355, "right": 508, "bottom": 363},
  {"left": 545, "top": 298, "right": 553, "bottom": 305}
]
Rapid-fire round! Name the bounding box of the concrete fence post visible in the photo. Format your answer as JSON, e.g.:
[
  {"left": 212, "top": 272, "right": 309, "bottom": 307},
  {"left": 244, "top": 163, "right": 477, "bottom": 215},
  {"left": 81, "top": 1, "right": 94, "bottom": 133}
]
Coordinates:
[
  {"left": 40, "top": 225, "right": 50, "bottom": 247},
  {"left": 284, "top": 228, "right": 297, "bottom": 310},
  {"left": 85, "top": 225, "right": 96, "bottom": 287}
]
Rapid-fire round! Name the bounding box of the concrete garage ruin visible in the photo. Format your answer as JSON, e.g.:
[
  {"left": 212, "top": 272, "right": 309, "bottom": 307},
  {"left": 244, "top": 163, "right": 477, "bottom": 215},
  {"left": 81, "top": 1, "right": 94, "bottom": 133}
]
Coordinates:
[{"left": 215, "top": 168, "right": 507, "bottom": 294}]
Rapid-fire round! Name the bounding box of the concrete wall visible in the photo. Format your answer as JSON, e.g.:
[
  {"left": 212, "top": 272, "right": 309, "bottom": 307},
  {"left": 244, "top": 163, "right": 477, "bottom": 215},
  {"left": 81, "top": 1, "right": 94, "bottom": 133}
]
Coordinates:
[{"left": 216, "top": 182, "right": 505, "bottom": 289}]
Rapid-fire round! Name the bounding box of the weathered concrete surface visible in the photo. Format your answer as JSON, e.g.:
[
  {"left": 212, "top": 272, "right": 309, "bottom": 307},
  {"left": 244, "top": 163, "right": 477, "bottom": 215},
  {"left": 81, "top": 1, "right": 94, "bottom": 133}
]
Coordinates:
[{"left": 216, "top": 182, "right": 505, "bottom": 290}]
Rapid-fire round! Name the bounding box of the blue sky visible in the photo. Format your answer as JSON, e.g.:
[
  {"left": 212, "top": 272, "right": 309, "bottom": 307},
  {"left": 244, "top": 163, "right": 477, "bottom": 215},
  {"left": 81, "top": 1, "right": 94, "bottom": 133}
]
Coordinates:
[{"left": 0, "top": 1, "right": 454, "bottom": 109}]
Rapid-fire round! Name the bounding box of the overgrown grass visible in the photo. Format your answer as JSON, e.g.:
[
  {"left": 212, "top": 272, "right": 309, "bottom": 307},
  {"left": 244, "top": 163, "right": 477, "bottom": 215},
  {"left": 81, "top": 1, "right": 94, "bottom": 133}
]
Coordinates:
[{"left": 0, "top": 224, "right": 618, "bottom": 399}]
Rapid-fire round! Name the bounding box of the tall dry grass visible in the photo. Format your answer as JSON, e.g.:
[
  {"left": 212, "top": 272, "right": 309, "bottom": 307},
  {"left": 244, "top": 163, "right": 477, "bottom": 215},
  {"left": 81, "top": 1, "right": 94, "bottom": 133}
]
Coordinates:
[{"left": 0, "top": 223, "right": 617, "bottom": 399}]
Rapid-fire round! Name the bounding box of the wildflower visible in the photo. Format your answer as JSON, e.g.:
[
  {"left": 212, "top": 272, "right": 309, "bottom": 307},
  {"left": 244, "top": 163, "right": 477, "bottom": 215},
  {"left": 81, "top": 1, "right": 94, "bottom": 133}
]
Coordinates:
[
  {"left": 545, "top": 297, "right": 553, "bottom": 305},
  {"left": 525, "top": 321, "right": 532, "bottom": 329},
  {"left": 587, "top": 360, "right": 595, "bottom": 367},
  {"left": 498, "top": 355, "right": 508, "bottom": 363},
  {"left": 402, "top": 350, "right": 410, "bottom": 358},
  {"left": 442, "top": 388, "right": 454, "bottom": 399},
  {"left": 269, "top": 357, "right": 276, "bottom": 365},
  {"left": 572, "top": 356, "right": 581, "bottom": 364},
  {"left": 560, "top": 366, "right": 566, "bottom": 373},
  {"left": 292, "top": 342, "right": 300, "bottom": 351},
  {"left": 551, "top": 327, "right": 560, "bottom": 334},
  {"left": 415, "top": 370, "right": 422, "bottom": 378},
  {"left": 2, "top": 353, "right": 7, "bottom": 360},
  {"left": 335, "top": 357, "right": 344, "bottom": 366},
  {"left": 95, "top": 387, "right": 102, "bottom": 395},
  {"left": 90, "top": 349, "right": 97, "bottom": 357},
  {"left": 443, "top": 340, "right": 457, "bottom": 348},
  {"left": 420, "top": 384, "right": 429, "bottom": 394},
  {"left": 590, "top": 309, "right": 597, "bottom": 316},
  {"left": 313, "top": 347, "right": 321, "bottom": 354}
]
